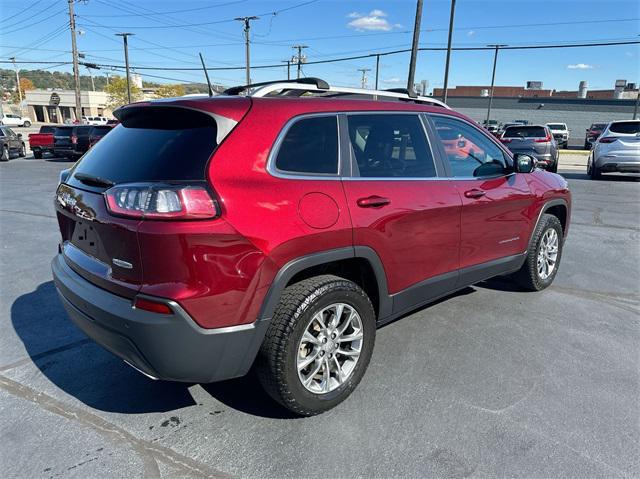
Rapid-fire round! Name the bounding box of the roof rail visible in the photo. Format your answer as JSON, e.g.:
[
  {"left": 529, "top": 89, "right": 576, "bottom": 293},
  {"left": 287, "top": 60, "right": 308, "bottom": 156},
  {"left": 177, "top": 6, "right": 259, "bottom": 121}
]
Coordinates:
[
  {"left": 244, "top": 81, "right": 449, "bottom": 109},
  {"left": 223, "top": 77, "right": 329, "bottom": 96}
]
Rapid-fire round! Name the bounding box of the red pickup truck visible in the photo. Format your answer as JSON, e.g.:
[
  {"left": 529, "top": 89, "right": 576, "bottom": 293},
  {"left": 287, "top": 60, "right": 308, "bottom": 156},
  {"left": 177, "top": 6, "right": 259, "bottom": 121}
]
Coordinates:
[{"left": 28, "top": 125, "right": 56, "bottom": 159}]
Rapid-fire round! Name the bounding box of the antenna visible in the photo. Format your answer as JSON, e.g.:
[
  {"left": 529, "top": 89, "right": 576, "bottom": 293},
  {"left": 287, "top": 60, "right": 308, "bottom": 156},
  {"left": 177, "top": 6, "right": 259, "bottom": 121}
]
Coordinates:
[{"left": 199, "top": 52, "right": 214, "bottom": 97}]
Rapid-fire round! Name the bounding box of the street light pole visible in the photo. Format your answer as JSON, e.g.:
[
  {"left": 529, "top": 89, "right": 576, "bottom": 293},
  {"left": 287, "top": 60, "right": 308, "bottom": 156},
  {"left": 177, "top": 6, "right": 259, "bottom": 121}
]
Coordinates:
[
  {"left": 115, "top": 33, "right": 134, "bottom": 104},
  {"left": 67, "top": 0, "right": 82, "bottom": 120},
  {"left": 406, "top": 0, "right": 424, "bottom": 96},
  {"left": 374, "top": 54, "right": 380, "bottom": 90},
  {"left": 282, "top": 60, "right": 291, "bottom": 80},
  {"left": 485, "top": 44, "right": 507, "bottom": 126},
  {"left": 235, "top": 16, "right": 259, "bottom": 85},
  {"left": 442, "top": 0, "right": 456, "bottom": 102}
]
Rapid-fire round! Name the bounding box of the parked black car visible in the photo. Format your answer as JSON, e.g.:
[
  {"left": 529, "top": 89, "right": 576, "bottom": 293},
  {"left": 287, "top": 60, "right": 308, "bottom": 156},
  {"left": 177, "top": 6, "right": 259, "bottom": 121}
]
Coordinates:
[
  {"left": 0, "top": 126, "right": 26, "bottom": 161},
  {"left": 53, "top": 125, "right": 92, "bottom": 160},
  {"left": 88, "top": 125, "right": 114, "bottom": 148}
]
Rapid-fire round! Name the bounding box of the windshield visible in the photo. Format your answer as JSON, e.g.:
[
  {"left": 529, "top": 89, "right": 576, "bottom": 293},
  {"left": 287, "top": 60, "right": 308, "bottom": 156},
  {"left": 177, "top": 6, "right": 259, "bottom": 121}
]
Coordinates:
[
  {"left": 547, "top": 124, "right": 565, "bottom": 130},
  {"left": 608, "top": 122, "right": 640, "bottom": 134},
  {"left": 503, "top": 126, "right": 547, "bottom": 138}
]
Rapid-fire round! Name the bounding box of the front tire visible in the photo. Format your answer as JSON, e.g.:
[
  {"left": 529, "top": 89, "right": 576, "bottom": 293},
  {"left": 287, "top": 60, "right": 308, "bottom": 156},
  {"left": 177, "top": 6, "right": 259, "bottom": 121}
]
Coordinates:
[
  {"left": 513, "top": 214, "right": 563, "bottom": 291},
  {"left": 256, "top": 275, "right": 376, "bottom": 416},
  {"left": 590, "top": 163, "right": 601, "bottom": 180},
  {"left": 23, "top": 121, "right": 31, "bottom": 127},
  {"left": 33, "top": 150, "right": 42, "bottom": 159},
  {"left": 19, "top": 143, "right": 26, "bottom": 157},
  {"left": 1, "top": 146, "right": 9, "bottom": 161}
]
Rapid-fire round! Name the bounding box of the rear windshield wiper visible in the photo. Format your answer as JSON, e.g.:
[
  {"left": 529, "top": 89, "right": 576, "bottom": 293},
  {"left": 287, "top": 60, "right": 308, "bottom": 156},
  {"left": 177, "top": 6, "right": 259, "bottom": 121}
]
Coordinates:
[{"left": 74, "top": 172, "right": 115, "bottom": 188}]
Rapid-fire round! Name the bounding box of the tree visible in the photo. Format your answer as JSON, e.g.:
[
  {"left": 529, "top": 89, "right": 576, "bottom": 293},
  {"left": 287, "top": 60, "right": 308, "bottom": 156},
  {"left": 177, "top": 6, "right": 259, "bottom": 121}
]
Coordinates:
[
  {"left": 155, "top": 84, "right": 185, "bottom": 98},
  {"left": 19, "top": 78, "right": 34, "bottom": 97},
  {"left": 105, "top": 76, "right": 141, "bottom": 108}
]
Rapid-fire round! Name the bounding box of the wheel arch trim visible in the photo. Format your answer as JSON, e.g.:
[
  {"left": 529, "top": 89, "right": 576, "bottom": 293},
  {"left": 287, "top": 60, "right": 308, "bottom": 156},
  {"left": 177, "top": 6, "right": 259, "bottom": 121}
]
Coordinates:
[
  {"left": 257, "top": 246, "right": 391, "bottom": 322},
  {"left": 527, "top": 198, "right": 569, "bottom": 252}
]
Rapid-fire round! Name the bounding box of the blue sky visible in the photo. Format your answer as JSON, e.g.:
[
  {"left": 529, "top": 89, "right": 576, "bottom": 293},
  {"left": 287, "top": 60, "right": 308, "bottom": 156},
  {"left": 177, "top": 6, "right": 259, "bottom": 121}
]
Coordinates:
[{"left": 1, "top": 0, "right": 638, "bottom": 92}]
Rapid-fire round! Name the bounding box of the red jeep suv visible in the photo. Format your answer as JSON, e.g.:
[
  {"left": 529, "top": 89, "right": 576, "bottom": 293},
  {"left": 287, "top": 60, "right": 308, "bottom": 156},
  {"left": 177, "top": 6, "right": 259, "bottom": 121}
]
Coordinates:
[{"left": 52, "top": 79, "right": 571, "bottom": 416}]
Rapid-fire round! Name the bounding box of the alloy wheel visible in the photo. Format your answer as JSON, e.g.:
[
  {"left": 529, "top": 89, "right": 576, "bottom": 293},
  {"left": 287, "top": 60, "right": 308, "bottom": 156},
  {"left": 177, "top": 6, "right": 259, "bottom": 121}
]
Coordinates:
[
  {"left": 537, "top": 228, "right": 559, "bottom": 280},
  {"left": 297, "top": 303, "right": 363, "bottom": 394}
]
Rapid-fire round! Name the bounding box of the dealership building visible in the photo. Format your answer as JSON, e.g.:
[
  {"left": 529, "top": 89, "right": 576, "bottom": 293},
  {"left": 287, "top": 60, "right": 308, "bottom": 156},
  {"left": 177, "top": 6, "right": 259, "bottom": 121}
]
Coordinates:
[{"left": 24, "top": 89, "right": 111, "bottom": 123}]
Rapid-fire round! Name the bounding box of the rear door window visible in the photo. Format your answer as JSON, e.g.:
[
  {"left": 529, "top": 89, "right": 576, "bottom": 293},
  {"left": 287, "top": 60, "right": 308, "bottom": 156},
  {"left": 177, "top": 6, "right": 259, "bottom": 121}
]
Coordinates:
[
  {"left": 274, "top": 115, "right": 338, "bottom": 175},
  {"left": 503, "top": 126, "right": 547, "bottom": 138},
  {"left": 67, "top": 107, "right": 218, "bottom": 188},
  {"left": 609, "top": 122, "right": 640, "bottom": 134},
  {"left": 347, "top": 114, "right": 436, "bottom": 178}
]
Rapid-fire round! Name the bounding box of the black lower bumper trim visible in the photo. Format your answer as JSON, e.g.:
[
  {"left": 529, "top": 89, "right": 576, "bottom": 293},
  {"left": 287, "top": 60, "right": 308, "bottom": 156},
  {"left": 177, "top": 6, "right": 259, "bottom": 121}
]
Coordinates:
[{"left": 52, "top": 254, "right": 269, "bottom": 383}]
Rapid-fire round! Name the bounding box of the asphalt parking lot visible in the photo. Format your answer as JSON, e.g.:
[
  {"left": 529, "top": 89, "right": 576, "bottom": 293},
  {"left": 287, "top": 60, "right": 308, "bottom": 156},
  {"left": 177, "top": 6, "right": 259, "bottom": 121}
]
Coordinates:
[{"left": 0, "top": 153, "right": 638, "bottom": 479}]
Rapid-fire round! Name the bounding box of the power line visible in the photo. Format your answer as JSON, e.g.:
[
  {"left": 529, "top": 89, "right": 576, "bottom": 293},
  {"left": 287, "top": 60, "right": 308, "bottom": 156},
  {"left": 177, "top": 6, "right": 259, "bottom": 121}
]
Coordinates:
[
  {"left": 87, "top": 0, "right": 248, "bottom": 17},
  {"left": 0, "top": 0, "right": 50, "bottom": 25},
  {"left": 77, "top": 0, "right": 320, "bottom": 29},
  {"left": 2, "top": 7, "right": 67, "bottom": 36}
]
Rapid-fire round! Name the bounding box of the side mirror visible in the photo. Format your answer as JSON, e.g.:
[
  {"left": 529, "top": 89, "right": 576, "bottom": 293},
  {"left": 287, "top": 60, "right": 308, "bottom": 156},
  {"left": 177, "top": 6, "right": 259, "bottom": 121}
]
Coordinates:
[{"left": 514, "top": 153, "right": 536, "bottom": 173}]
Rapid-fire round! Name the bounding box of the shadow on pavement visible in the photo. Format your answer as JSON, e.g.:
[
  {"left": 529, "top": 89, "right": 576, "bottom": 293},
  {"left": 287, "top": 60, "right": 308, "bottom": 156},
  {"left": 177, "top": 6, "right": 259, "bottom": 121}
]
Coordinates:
[
  {"left": 11, "top": 281, "right": 197, "bottom": 414},
  {"left": 561, "top": 172, "right": 640, "bottom": 182}
]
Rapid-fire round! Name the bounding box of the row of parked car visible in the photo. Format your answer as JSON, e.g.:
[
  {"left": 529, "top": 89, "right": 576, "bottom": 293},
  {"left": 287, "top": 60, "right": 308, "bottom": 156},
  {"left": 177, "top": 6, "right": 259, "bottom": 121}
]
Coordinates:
[{"left": 28, "top": 124, "right": 115, "bottom": 160}]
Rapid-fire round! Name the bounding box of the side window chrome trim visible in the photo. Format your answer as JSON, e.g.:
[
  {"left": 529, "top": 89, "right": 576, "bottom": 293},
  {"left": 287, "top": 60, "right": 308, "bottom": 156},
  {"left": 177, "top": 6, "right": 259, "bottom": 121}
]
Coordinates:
[{"left": 266, "top": 113, "right": 341, "bottom": 180}]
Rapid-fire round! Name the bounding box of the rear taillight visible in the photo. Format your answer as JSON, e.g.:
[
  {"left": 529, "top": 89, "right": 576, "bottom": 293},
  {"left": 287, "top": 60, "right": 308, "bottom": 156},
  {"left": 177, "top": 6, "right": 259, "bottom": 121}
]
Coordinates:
[
  {"left": 105, "top": 183, "right": 219, "bottom": 220},
  {"left": 133, "top": 296, "right": 173, "bottom": 314},
  {"left": 598, "top": 136, "right": 617, "bottom": 144},
  {"left": 534, "top": 134, "right": 552, "bottom": 143},
  {"left": 500, "top": 138, "right": 512, "bottom": 143},
  {"left": 71, "top": 135, "right": 78, "bottom": 144}
]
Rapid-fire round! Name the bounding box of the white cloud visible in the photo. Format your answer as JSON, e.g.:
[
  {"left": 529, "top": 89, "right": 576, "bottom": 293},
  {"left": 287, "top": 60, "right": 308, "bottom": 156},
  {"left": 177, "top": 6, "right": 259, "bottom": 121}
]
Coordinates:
[
  {"left": 347, "top": 10, "right": 396, "bottom": 31},
  {"left": 383, "top": 77, "right": 401, "bottom": 84},
  {"left": 467, "top": 30, "right": 475, "bottom": 36},
  {"left": 625, "top": 51, "right": 634, "bottom": 57},
  {"left": 567, "top": 63, "right": 594, "bottom": 69}
]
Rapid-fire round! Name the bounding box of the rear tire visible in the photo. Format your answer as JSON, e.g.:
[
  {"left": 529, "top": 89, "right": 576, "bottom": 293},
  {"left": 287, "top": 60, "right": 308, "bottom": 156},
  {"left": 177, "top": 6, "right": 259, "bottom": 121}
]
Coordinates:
[
  {"left": 256, "top": 275, "right": 376, "bottom": 416},
  {"left": 590, "top": 163, "right": 601, "bottom": 180},
  {"left": 1, "top": 146, "right": 9, "bottom": 161},
  {"left": 23, "top": 120, "right": 31, "bottom": 127},
  {"left": 19, "top": 143, "right": 26, "bottom": 157},
  {"left": 33, "top": 150, "right": 42, "bottom": 159},
  {"left": 513, "top": 214, "right": 563, "bottom": 291}
]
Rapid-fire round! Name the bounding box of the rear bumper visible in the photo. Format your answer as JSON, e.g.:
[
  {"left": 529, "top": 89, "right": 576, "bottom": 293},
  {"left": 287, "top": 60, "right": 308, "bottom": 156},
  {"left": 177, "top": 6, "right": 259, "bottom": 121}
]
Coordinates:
[
  {"left": 594, "top": 153, "right": 640, "bottom": 172},
  {"left": 52, "top": 254, "right": 269, "bottom": 383},
  {"left": 53, "top": 147, "right": 77, "bottom": 157}
]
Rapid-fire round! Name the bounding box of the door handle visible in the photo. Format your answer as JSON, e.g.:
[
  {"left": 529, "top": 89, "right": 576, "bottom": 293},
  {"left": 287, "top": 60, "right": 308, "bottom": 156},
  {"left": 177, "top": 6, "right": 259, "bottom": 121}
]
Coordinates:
[
  {"left": 357, "top": 195, "right": 391, "bottom": 208},
  {"left": 464, "top": 189, "right": 486, "bottom": 199}
]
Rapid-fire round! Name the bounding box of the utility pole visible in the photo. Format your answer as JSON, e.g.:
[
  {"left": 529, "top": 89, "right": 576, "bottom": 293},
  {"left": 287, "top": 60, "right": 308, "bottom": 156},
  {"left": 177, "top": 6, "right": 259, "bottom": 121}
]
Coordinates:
[
  {"left": 282, "top": 60, "right": 291, "bottom": 80},
  {"left": 407, "top": 0, "right": 423, "bottom": 96},
  {"left": 292, "top": 45, "right": 308, "bottom": 79},
  {"left": 115, "top": 33, "right": 134, "bottom": 104},
  {"left": 235, "top": 16, "right": 259, "bottom": 85},
  {"left": 442, "top": 0, "right": 456, "bottom": 102},
  {"left": 633, "top": 87, "right": 639, "bottom": 119},
  {"left": 358, "top": 68, "right": 371, "bottom": 89},
  {"left": 374, "top": 54, "right": 380, "bottom": 90},
  {"left": 8, "top": 57, "right": 23, "bottom": 114},
  {"left": 67, "top": 0, "right": 82, "bottom": 120},
  {"left": 485, "top": 44, "right": 507, "bottom": 126}
]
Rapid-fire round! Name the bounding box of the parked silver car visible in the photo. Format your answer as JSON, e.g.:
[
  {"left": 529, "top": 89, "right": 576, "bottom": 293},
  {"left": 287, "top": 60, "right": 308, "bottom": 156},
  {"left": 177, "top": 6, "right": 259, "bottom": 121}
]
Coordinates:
[
  {"left": 587, "top": 120, "right": 640, "bottom": 179},
  {"left": 500, "top": 125, "right": 559, "bottom": 172}
]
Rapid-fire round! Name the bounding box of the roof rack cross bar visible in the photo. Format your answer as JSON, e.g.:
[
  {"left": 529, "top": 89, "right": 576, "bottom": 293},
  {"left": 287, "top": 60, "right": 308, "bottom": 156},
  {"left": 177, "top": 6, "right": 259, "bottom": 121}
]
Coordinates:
[{"left": 224, "top": 77, "right": 329, "bottom": 96}]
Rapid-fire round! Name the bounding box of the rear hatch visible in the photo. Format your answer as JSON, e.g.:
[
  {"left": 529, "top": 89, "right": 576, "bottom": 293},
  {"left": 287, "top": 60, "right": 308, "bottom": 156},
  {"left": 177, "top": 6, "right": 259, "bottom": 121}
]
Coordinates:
[
  {"left": 501, "top": 126, "right": 550, "bottom": 155},
  {"left": 605, "top": 122, "right": 640, "bottom": 153},
  {"left": 55, "top": 99, "right": 251, "bottom": 298}
]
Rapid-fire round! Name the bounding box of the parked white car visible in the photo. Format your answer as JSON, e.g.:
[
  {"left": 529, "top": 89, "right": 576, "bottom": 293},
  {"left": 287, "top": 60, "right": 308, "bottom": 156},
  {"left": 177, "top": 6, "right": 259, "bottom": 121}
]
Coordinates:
[
  {"left": 588, "top": 120, "right": 640, "bottom": 179},
  {"left": 0, "top": 113, "right": 31, "bottom": 127},
  {"left": 546, "top": 123, "right": 569, "bottom": 149}
]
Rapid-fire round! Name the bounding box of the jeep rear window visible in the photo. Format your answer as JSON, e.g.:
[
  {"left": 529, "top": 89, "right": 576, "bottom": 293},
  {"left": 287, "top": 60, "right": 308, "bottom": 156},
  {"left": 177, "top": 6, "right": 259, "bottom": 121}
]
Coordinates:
[
  {"left": 503, "top": 126, "right": 546, "bottom": 138},
  {"left": 608, "top": 122, "right": 640, "bottom": 134},
  {"left": 67, "top": 108, "right": 217, "bottom": 188}
]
